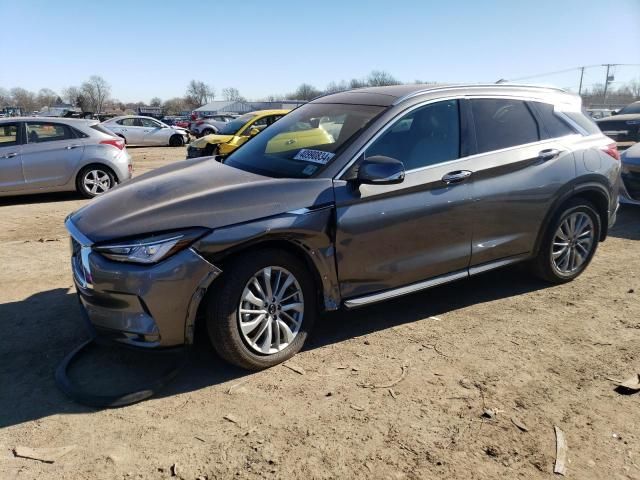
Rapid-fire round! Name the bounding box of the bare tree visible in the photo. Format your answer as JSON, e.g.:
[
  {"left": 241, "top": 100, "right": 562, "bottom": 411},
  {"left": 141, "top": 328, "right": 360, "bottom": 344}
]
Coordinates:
[
  {"left": 150, "top": 97, "right": 162, "bottom": 107},
  {"left": 163, "top": 97, "right": 188, "bottom": 115},
  {"left": 81, "top": 76, "right": 111, "bottom": 113},
  {"left": 367, "top": 70, "right": 400, "bottom": 86},
  {"left": 0, "top": 87, "right": 10, "bottom": 107},
  {"left": 185, "top": 80, "right": 215, "bottom": 108},
  {"left": 37, "top": 88, "right": 58, "bottom": 108},
  {"left": 349, "top": 78, "right": 367, "bottom": 89},
  {"left": 325, "top": 80, "right": 348, "bottom": 93},
  {"left": 629, "top": 78, "right": 640, "bottom": 99},
  {"left": 222, "top": 87, "right": 245, "bottom": 102},
  {"left": 288, "top": 83, "right": 321, "bottom": 101},
  {"left": 10, "top": 87, "right": 37, "bottom": 113}
]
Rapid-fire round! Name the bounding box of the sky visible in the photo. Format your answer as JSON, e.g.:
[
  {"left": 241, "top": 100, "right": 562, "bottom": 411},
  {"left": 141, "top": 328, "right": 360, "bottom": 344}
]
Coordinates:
[{"left": 1, "top": 0, "right": 639, "bottom": 103}]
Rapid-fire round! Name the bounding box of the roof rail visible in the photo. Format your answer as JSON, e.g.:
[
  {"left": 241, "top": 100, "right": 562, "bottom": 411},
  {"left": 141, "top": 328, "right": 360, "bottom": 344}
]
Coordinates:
[{"left": 392, "top": 83, "right": 569, "bottom": 105}]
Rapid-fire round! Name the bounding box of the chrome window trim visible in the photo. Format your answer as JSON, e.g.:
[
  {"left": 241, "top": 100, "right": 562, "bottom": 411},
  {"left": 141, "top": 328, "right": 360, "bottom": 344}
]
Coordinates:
[{"left": 335, "top": 94, "right": 571, "bottom": 180}]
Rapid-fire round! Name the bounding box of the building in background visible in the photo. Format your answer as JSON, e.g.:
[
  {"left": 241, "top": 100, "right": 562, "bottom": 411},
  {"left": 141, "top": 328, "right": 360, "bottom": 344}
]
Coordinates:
[{"left": 193, "top": 100, "right": 306, "bottom": 117}]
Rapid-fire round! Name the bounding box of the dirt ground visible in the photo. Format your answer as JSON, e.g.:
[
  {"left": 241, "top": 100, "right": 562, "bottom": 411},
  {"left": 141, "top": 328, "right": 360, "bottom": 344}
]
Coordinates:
[{"left": 1, "top": 146, "right": 639, "bottom": 480}]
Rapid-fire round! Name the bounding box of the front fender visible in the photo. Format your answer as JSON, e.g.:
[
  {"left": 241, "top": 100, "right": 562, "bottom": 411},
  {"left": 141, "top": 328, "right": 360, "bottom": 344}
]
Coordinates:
[{"left": 193, "top": 206, "right": 340, "bottom": 311}]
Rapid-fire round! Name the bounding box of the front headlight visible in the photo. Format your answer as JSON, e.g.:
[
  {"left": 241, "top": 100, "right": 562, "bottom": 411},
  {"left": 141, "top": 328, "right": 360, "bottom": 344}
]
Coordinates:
[{"left": 94, "top": 228, "right": 209, "bottom": 264}]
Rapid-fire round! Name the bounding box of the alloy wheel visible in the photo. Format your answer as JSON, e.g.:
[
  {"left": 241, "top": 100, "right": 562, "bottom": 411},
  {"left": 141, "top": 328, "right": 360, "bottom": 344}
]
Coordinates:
[
  {"left": 83, "top": 169, "right": 112, "bottom": 196},
  {"left": 551, "top": 211, "right": 595, "bottom": 274},
  {"left": 238, "top": 266, "right": 304, "bottom": 355}
]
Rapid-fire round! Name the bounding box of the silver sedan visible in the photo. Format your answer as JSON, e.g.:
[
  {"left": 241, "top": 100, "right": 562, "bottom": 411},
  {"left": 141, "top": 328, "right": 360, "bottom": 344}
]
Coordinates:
[
  {"left": 0, "top": 117, "right": 132, "bottom": 198},
  {"left": 101, "top": 116, "right": 189, "bottom": 146}
]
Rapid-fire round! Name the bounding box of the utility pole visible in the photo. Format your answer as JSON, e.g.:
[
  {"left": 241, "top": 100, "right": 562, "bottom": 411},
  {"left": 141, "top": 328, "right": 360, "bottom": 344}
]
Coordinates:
[
  {"left": 602, "top": 64, "right": 616, "bottom": 105},
  {"left": 578, "top": 66, "right": 585, "bottom": 95}
]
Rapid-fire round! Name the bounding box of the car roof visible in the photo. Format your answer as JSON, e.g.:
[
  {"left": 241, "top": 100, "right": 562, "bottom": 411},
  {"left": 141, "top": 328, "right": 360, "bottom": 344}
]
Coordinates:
[
  {"left": 311, "top": 83, "right": 577, "bottom": 107},
  {"left": 106, "top": 115, "right": 160, "bottom": 121},
  {"left": 0, "top": 116, "right": 98, "bottom": 124},
  {"left": 244, "top": 109, "right": 291, "bottom": 116}
]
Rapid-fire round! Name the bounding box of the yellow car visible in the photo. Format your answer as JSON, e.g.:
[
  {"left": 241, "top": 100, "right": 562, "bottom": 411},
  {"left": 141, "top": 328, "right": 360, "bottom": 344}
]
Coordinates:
[
  {"left": 186, "top": 110, "right": 289, "bottom": 158},
  {"left": 186, "top": 109, "right": 335, "bottom": 159}
]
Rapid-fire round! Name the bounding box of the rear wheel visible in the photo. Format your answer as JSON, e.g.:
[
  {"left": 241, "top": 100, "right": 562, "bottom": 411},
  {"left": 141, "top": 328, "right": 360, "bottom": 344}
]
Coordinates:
[
  {"left": 201, "top": 128, "right": 215, "bottom": 136},
  {"left": 205, "top": 249, "right": 317, "bottom": 370},
  {"left": 531, "top": 199, "right": 600, "bottom": 283},
  {"left": 169, "top": 134, "right": 184, "bottom": 147},
  {"left": 76, "top": 166, "right": 116, "bottom": 198}
]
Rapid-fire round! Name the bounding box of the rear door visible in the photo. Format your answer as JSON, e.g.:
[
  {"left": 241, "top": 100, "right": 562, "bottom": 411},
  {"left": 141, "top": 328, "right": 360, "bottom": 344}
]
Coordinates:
[
  {"left": 334, "top": 99, "right": 476, "bottom": 300},
  {"left": 118, "top": 118, "right": 145, "bottom": 144},
  {"left": 0, "top": 122, "right": 25, "bottom": 192},
  {"left": 467, "top": 98, "right": 578, "bottom": 268},
  {"left": 21, "top": 121, "right": 85, "bottom": 188}
]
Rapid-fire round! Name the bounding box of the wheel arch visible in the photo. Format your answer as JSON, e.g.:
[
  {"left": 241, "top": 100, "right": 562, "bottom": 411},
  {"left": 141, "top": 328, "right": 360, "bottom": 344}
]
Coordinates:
[{"left": 76, "top": 162, "right": 120, "bottom": 184}]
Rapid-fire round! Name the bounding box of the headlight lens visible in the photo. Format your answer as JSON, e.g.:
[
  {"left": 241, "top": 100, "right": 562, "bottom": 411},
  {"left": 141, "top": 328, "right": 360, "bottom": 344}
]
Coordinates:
[{"left": 94, "top": 228, "right": 208, "bottom": 264}]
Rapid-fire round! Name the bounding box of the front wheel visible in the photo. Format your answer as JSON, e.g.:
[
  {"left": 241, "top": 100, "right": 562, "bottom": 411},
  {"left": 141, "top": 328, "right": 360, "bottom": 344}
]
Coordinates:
[
  {"left": 205, "top": 249, "right": 317, "bottom": 370},
  {"left": 76, "top": 166, "right": 116, "bottom": 198},
  {"left": 169, "top": 134, "right": 184, "bottom": 147},
  {"left": 531, "top": 199, "right": 601, "bottom": 283}
]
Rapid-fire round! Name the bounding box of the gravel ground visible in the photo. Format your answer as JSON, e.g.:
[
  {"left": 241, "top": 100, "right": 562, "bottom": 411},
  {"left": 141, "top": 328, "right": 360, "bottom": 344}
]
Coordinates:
[{"left": 0, "top": 146, "right": 639, "bottom": 480}]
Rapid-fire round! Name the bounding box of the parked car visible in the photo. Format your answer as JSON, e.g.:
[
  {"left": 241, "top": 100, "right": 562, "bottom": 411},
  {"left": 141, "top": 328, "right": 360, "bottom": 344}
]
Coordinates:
[
  {"left": 0, "top": 117, "right": 131, "bottom": 198},
  {"left": 596, "top": 101, "right": 640, "bottom": 149},
  {"left": 101, "top": 116, "right": 189, "bottom": 146},
  {"left": 620, "top": 142, "right": 640, "bottom": 205},
  {"left": 186, "top": 110, "right": 290, "bottom": 159},
  {"left": 174, "top": 117, "right": 190, "bottom": 129},
  {"left": 189, "top": 114, "right": 236, "bottom": 137},
  {"left": 65, "top": 84, "right": 620, "bottom": 370},
  {"left": 587, "top": 108, "right": 613, "bottom": 120}
]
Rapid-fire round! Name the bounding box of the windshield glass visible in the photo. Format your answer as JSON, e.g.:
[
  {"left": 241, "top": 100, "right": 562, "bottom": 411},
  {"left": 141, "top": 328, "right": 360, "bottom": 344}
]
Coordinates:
[
  {"left": 224, "top": 103, "right": 385, "bottom": 178},
  {"left": 218, "top": 113, "right": 255, "bottom": 135},
  {"left": 619, "top": 103, "right": 640, "bottom": 115}
]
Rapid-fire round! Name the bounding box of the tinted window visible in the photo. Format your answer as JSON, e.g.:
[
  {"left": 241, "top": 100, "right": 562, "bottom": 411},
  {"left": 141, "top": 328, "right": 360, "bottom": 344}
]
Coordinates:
[
  {"left": 25, "top": 122, "right": 73, "bottom": 143},
  {"left": 532, "top": 102, "right": 576, "bottom": 138},
  {"left": 118, "top": 118, "right": 137, "bottom": 126},
  {"left": 619, "top": 102, "right": 640, "bottom": 115},
  {"left": 471, "top": 99, "right": 539, "bottom": 153},
  {"left": 366, "top": 100, "right": 460, "bottom": 170},
  {"left": 0, "top": 123, "right": 19, "bottom": 146},
  {"left": 564, "top": 111, "right": 602, "bottom": 135}
]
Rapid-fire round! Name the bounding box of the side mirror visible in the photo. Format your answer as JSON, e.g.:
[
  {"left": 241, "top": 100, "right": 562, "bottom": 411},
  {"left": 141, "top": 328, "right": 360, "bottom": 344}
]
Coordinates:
[{"left": 355, "top": 156, "right": 405, "bottom": 185}]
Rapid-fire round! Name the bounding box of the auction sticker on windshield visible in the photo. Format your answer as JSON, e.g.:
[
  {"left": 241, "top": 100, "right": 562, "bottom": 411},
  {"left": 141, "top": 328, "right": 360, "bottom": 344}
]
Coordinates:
[{"left": 293, "top": 149, "right": 335, "bottom": 165}]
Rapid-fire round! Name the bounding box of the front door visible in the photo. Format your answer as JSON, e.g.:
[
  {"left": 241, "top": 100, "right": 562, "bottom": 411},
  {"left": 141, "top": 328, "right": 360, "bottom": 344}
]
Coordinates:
[
  {"left": 0, "top": 122, "right": 24, "bottom": 192},
  {"left": 141, "top": 117, "right": 168, "bottom": 145},
  {"left": 334, "top": 99, "right": 475, "bottom": 300},
  {"left": 22, "top": 121, "right": 85, "bottom": 188}
]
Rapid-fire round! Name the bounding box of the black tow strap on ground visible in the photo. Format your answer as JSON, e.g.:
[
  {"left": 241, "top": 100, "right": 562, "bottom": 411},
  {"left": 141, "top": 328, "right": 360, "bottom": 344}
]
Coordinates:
[{"left": 55, "top": 338, "right": 190, "bottom": 408}]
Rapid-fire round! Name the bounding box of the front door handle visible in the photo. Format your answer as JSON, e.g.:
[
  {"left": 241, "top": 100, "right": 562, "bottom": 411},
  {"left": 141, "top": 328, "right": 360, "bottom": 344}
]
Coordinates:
[
  {"left": 442, "top": 170, "right": 472, "bottom": 184},
  {"left": 2, "top": 152, "right": 17, "bottom": 158},
  {"left": 66, "top": 144, "right": 82, "bottom": 150},
  {"left": 538, "top": 148, "right": 561, "bottom": 161}
]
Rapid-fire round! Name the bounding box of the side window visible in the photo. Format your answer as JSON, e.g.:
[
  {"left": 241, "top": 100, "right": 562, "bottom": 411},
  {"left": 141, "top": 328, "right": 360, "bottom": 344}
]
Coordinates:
[
  {"left": 119, "top": 118, "right": 136, "bottom": 127},
  {"left": 366, "top": 100, "right": 460, "bottom": 171},
  {"left": 266, "top": 115, "right": 283, "bottom": 126},
  {"left": 531, "top": 102, "right": 576, "bottom": 138},
  {"left": 562, "top": 111, "right": 602, "bottom": 136},
  {"left": 471, "top": 99, "right": 540, "bottom": 153},
  {"left": 0, "top": 123, "right": 19, "bottom": 147},
  {"left": 141, "top": 118, "right": 161, "bottom": 128},
  {"left": 243, "top": 117, "right": 269, "bottom": 135},
  {"left": 25, "top": 122, "right": 73, "bottom": 143}
]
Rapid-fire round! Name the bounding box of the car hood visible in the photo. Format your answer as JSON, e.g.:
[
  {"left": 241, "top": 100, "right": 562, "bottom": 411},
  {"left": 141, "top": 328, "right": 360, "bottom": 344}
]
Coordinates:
[
  {"left": 69, "top": 158, "right": 335, "bottom": 243},
  {"left": 191, "top": 134, "right": 234, "bottom": 148},
  {"left": 172, "top": 126, "right": 188, "bottom": 133},
  {"left": 596, "top": 114, "right": 640, "bottom": 124}
]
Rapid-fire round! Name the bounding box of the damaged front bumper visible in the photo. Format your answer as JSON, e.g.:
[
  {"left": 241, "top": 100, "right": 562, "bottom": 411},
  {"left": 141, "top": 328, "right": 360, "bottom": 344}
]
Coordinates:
[{"left": 67, "top": 219, "right": 221, "bottom": 348}]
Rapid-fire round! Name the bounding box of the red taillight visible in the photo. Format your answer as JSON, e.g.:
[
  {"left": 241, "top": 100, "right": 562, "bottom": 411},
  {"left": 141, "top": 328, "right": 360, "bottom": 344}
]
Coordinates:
[
  {"left": 601, "top": 142, "right": 620, "bottom": 161},
  {"left": 100, "top": 138, "right": 125, "bottom": 150},
  {"left": 196, "top": 120, "right": 204, "bottom": 125}
]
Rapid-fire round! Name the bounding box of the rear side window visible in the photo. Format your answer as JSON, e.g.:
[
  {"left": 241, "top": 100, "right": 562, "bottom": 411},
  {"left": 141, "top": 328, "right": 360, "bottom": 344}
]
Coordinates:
[
  {"left": 531, "top": 102, "right": 576, "bottom": 138},
  {"left": 25, "top": 122, "right": 73, "bottom": 143},
  {"left": 91, "top": 124, "right": 117, "bottom": 137},
  {"left": 471, "top": 99, "right": 540, "bottom": 153},
  {"left": 118, "top": 118, "right": 137, "bottom": 126},
  {"left": 562, "top": 111, "right": 602, "bottom": 136},
  {"left": 0, "top": 123, "right": 19, "bottom": 146}
]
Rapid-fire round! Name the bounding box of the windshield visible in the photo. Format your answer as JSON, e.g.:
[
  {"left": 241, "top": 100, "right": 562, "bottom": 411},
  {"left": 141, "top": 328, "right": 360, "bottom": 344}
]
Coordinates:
[
  {"left": 619, "top": 103, "right": 640, "bottom": 115},
  {"left": 218, "top": 113, "right": 255, "bottom": 135},
  {"left": 224, "top": 103, "right": 385, "bottom": 178}
]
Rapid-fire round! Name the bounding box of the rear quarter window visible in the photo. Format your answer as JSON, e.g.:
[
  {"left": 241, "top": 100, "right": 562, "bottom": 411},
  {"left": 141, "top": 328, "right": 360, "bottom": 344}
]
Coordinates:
[
  {"left": 531, "top": 102, "right": 577, "bottom": 138},
  {"left": 562, "top": 111, "right": 602, "bottom": 136}
]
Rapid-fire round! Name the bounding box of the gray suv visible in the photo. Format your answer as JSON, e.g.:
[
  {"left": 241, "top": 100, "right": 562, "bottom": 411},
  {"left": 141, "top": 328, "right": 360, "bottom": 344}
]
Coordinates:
[{"left": 65, "top": 84, "right": 621, "bottom": 370}]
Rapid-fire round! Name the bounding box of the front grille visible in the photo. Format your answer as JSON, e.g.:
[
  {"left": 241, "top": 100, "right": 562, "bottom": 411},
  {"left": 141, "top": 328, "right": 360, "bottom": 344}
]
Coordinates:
[{"left": 598, "top": 120, "right": 640, "bottom": 142}]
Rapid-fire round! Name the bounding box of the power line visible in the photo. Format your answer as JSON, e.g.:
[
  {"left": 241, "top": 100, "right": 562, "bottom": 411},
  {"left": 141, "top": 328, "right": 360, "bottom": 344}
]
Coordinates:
[{"left": 508, "top": 64, "right": 640, "bottom": 82}]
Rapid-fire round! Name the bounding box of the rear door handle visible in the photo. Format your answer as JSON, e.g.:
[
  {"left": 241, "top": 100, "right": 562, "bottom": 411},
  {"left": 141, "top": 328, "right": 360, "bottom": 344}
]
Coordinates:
[
  {"left": 66, "top": 144, "right": 82, "bottom": 150},
  {"left": 2, "top": 152, "right": 17, "bottom": 158},
  {"left": 538, "top": 148, "right": 562, "bottom": 161},
  {"left": 442, "top": 170, "right": 472, "bottom": 184}
]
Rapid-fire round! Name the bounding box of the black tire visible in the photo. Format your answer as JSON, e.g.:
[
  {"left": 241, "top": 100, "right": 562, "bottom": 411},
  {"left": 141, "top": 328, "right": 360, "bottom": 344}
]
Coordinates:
[
  {"left": 201, "top": 128, "right": 215, "bottom": 136},
  {"left": 169, "top": 134, "right": 184, "bottom": 147},
  {"left": 531, "top": 198, "right": 601, "bottom": 283},
  {"left": 205, "top": 249, "right": 317, "bottom": 370},
  {"left": 202, "top": 143, "right": 218, "bottom": 157},
  {"left": 76, "top": 165, "right": 116, "bottom": 199}
]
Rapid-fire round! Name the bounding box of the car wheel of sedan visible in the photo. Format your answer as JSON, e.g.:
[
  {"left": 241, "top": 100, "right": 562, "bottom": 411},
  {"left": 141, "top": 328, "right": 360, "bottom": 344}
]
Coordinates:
[
  {"left": 169, "top": 134, "right": 184, "bottom": 147},
  {"left": 201, "top": 128, "right": 215, "bottom": 136},
  {"left": 532, "top": 199, "right": 600, "bottom": 283},
  {"left": 77, "top": 166, "right": 116, "bottom": 198},
  {"left": 205, "top": 249, "right": 317, "bottom": 370}
]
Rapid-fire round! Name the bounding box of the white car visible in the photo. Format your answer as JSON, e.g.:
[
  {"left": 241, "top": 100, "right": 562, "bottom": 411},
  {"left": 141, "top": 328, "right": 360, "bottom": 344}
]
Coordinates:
[{"left": 101, "top": 116, "right": 189, "bottom": 147}]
